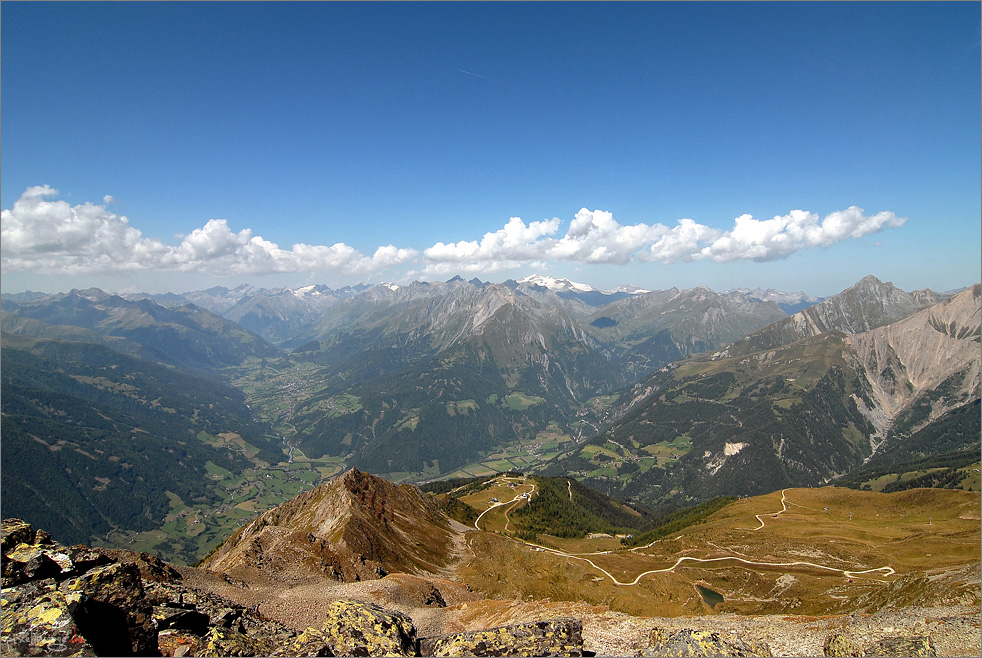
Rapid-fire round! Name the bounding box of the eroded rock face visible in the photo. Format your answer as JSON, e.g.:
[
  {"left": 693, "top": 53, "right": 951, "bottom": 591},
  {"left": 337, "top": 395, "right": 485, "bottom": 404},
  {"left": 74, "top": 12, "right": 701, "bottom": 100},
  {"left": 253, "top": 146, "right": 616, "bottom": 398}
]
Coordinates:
[
  {"left": 420, "top": 619, "right": 584, "bottom": 657},
  {"left": 644, "top": 628, "right": 772, "bottom": 657},
  {"left": 321, "top": 598, "right": 419, "bottom": 657}
]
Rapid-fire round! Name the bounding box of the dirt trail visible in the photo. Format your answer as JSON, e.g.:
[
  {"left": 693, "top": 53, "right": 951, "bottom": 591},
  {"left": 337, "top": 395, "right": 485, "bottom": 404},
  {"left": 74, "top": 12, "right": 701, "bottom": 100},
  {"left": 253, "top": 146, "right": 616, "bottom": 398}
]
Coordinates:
[{"left": 493, "top": 488, "right": 896, "bottom": 587}]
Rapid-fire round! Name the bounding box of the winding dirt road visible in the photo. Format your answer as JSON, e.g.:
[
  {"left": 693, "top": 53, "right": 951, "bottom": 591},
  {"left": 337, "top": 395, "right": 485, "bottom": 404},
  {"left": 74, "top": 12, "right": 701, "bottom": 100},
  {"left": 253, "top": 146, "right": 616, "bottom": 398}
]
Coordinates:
[{"left": 474, "top": 485, "right": 896, "bottom": 587}]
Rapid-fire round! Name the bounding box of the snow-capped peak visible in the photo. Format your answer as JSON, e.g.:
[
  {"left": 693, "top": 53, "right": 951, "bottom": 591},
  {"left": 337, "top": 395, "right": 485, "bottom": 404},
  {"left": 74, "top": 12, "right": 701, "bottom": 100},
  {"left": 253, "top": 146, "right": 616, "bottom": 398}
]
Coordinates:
[
  {"left": 603, "top": 284, "right": 651, "bottom": 295},
  {"left": 518, "top": 274, "right": 596, "bottom": 293}
]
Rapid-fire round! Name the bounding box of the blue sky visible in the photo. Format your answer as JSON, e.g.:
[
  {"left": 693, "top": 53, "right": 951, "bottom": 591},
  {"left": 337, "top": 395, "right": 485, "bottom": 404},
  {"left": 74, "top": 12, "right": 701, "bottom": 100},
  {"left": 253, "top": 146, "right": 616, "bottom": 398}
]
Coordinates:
[{"left": 2, "top": 1, "right": 979, "bottom": 297}]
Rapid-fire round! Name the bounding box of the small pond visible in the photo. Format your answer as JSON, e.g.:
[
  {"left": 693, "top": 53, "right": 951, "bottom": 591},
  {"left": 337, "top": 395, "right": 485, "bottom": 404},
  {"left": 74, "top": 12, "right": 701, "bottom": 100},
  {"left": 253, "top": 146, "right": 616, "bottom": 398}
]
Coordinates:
[{"left": 694, "top": 583, "right": 724, "bottom": 609}]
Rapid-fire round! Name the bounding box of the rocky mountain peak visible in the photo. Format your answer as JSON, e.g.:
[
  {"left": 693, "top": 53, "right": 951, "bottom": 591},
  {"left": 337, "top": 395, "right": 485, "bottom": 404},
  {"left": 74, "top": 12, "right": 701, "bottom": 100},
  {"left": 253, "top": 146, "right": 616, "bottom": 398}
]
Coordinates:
[
  {"left": 846, "top": 283, "right": 981, "bottom": 441},
  {"left": 200, "top": 469, "right": 455, "bottom": 584},
  {"left": 726, "top": 275, "right": 950, "bottom": 357}
]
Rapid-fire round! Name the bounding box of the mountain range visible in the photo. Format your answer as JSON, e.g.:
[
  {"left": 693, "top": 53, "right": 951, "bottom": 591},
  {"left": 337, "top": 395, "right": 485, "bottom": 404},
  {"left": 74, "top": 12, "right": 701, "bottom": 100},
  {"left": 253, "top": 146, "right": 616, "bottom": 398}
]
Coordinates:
[
  {"left": 546, "top": 280, "right": 979, "bottom": 510},
  {"left": 1, "top": 274, "right": 979, "bottom": 565}
]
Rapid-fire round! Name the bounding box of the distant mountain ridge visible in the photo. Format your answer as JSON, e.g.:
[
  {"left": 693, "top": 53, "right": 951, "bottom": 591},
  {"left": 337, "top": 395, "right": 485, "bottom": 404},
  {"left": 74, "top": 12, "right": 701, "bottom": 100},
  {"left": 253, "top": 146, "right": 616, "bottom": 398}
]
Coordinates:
[
  {"left": 723, "top": 275, "right": 949, "bottom": 358},
  {"left": 3, "top": 275, "right": 808, "bottom": 344},
  {"left": 2, "top": 288, "right": 280, "bottom": 376},
  {"left": 549, "top": 281, "right": 980, "bottom": 510}
]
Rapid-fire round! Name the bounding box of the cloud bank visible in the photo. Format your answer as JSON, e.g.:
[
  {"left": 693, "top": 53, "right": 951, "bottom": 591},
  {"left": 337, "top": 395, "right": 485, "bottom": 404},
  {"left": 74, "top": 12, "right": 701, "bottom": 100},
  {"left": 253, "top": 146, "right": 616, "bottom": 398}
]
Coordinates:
[
  {"left": 1, "top": 186, "right": 906, "bottom": 277},
  {"left": 1, "top": 186, "right": 416, "bottom": 276}
]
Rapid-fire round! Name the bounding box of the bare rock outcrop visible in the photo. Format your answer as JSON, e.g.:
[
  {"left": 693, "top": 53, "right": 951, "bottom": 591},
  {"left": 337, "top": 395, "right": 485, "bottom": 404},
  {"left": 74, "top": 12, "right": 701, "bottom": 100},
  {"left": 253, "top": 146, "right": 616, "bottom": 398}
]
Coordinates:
[{"left": 846, "top": 283, "right": 981, "bottom": 439}]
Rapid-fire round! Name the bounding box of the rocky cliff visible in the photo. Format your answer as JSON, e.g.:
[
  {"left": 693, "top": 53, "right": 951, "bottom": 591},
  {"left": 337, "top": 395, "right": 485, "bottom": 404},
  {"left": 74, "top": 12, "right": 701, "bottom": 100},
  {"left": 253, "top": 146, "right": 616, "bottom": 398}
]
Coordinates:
[
  {"left": 846, "top": 284, "right": 981, "bottom": 444},
  {"left": 726, "top": 275, "right": 949, "bottom": 358}
]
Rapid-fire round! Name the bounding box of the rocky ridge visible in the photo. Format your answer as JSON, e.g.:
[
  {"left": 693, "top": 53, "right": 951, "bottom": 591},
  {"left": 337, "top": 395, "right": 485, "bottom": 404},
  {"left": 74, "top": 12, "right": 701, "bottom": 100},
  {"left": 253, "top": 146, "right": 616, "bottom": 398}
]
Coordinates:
[
  {"left": 846, "top": 283, "right": 981, "bottom": 443},
  {"left": 725, "top": 275, "right": 949, "bottom": 358}
]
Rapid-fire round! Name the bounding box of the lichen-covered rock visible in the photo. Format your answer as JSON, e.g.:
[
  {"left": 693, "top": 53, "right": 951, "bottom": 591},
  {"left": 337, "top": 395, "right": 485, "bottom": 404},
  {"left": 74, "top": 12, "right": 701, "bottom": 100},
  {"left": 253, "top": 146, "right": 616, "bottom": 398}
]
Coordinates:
[
  {"left": 321, "top": 599, "right": 419, "bottom": 657},
  {"left": 823, "top": 633, "right": 863, "bottom": 657},
  {"left": 863, "top": 635, "right": 936, "bottom": 657},
  {"left": 644, "top": 628, "right": 772, "bottom": 657},
  {"left": 63, "top": 547, "right": 113, "bottom": 577},
  {"left": 59, "top": 562, "right": 157, "bottom": 656},
  {"left": 1, "top": 520, "right": 37, "bottom": 555},
  {"left": 1, "top": 528, "right": 79, "bottom": 588},
  {"left": 0, "top": 583, "right": 94, "bottom": 657},
  {"left": 421, "top": 618, "right": 583, "bottom": 657},
  {"left": 198, "top": 626, "right": 274, "bottom": 657},
  {"left": 823, "top": 632, "right": 937, "bottom": 657},
  {"left": 3, "top": 547, "right": 64, "bottom": 586},
  {"left": 270, "top": 626, "right": 336, "bottom": 657}
]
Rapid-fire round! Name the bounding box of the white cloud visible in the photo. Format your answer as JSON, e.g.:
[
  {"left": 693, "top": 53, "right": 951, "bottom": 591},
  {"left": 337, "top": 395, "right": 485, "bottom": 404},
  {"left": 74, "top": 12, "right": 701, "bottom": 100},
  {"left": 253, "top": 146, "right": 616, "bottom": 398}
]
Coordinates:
[
  {"left": 0, "top": 185, "right": 170, "bottom": 274},
  {"left": 550, "top": 209, "right": 667, "bottom": 264},
  {"left": 695, "top": 207, "right": 907, "bottom": 262},
  {"left": 643, "top": 218, "right": 721, "bottom": 264},
  {"left": 423, "top": 206, "right": 906, "bottom": 272},
  {"left": 1, "top": 187, "right": 417, "bottom": 276},
  {"left": 424, "top": 216, "right": 562, "bottom": 263},
  {"left": 1, "top": 186, "right": 907, "bottom": 279}
]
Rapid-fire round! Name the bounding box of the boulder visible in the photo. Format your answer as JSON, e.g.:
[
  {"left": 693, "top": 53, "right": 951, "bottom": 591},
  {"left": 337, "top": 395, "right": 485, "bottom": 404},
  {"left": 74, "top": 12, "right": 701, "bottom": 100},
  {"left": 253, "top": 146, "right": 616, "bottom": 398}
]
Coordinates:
[
  {"left": 1, "top": 519, "right": 36, "bottom": 555},
  {"left": 270, "top": 626, "right": 336, "bottom": 657},
  {"left": 823, "top": 633, "right": 863, "bottom": 657},
  {"left": 2, "top": 534, "right": 78, "bottom": 588},
  {"left": 157, "top": 629, "right": 201, "bottom": 658},
  {"left": 63, "top": 546, "right": 113, "bottom": 576},
  {"left": 153, "top": 604, "right": 211, "bottom": 635},
  {"left": 3, "top": 546, "right": 64, "bottom": 586},
  {"left": 644, "top": 628, "right": 772, "bottom": 657},
  {"left": 59, "top": 562, "right": 157, "bottom": 656},
  {"left": 0, "top": 583, "right": 95, "bottom": 657},
  {"left": 321, "top": 599, "right": 419, "bottom": 657},
  {"left": 823, "top": 632, "right": 937, "bottom": 657},
  {"left": 95, "top": 548, "right": 183, "bottom": 584},
  {"left": 421, "top": 619, "right": 583, "bottom": 657},
  {"left": 863, "top": 635, "right": 936, "bottom": 657},
  {"left": 422, "top": 584, "right": 447, "bottom": 608},
  {"left": 198, "top": 626, "right": 273, "bottom": 657}
]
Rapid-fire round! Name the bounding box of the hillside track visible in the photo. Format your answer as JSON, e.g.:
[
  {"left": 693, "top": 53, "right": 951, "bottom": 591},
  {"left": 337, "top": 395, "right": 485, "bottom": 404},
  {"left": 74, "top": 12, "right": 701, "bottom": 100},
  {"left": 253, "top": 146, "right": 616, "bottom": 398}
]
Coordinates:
[
  {"left": 483, "top": 487, "right": 898, "bottom": 588},
  {"left": 473, "top": 476, "right": 536, "bottom": 531}
]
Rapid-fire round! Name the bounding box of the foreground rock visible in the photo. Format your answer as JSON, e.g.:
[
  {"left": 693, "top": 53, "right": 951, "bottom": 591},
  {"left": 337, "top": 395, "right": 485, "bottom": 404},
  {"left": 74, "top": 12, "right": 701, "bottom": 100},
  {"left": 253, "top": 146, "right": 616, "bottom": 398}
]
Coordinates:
[
  {"left": 824, "top": 631, "right": 938, "bottom": 657},
  {"left": 1, "top": 519, "right": 590, "bottom": 657},
  {"left": 321, "top": 599, "right": 418, "bottom": 656},
  {"left": 644, "top": 628, "right": 772, "bottom": 656},
  {"left": 2, "top": 519, "right": 974, "bottom": 656},
  {"left": 421, "top": 619, "right": 583, "bottom": 657}
]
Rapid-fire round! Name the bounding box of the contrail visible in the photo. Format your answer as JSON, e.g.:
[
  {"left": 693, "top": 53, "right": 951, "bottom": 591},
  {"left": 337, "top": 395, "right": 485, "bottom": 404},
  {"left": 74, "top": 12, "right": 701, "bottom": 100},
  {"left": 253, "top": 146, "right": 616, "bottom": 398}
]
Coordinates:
[{"left": 458, "top": 69, "right": 488, "bottom": 79}]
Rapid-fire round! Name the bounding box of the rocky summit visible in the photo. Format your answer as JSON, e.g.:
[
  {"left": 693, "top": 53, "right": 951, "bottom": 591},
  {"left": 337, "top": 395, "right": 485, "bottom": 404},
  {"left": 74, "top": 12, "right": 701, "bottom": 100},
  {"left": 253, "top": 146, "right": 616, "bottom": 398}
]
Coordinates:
[{"left": 199, "top": 468, "right": 457, "bottom": 583}]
